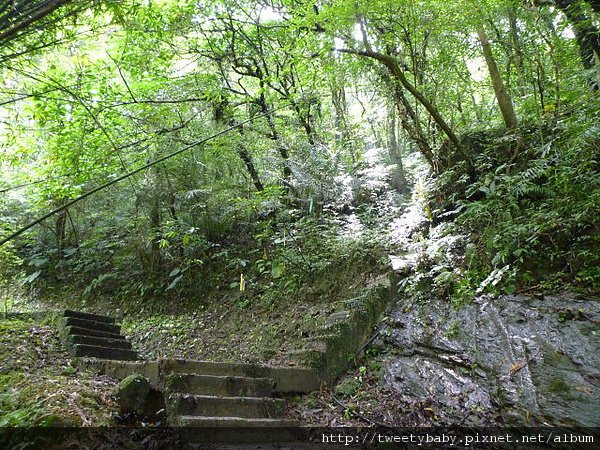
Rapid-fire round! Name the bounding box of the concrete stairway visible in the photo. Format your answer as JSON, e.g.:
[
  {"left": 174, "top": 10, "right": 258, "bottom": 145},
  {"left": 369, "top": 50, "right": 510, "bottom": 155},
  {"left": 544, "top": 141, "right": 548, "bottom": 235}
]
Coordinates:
[
  {"left": 62, "top": 309, "right": 138, "bottom": 361},
  {"left": 163, "top": 361, "right": 301, "bottom": 443}
]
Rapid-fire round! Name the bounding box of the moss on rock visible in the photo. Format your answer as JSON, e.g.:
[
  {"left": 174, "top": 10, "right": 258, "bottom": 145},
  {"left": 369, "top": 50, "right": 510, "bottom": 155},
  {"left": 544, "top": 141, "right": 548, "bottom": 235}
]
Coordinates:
[{"left": 114, "top": 374, "right": 151, "bottom": 416}]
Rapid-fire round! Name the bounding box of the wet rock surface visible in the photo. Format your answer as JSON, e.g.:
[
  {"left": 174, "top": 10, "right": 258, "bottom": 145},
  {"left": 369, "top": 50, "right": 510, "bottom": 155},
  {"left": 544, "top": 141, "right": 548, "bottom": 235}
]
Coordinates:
[{"left": 382, "top": 293, "right": 600, "bottom": 426}]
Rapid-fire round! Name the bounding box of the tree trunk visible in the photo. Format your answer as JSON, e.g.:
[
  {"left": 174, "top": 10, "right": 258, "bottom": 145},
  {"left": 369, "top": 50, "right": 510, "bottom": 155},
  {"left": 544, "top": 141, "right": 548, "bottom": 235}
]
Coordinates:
[
  {"left": 55, "top": 208, "right": 67, "bottom": 257},
  {"left": 353, "top": 87, "right": 383, "bottom": 149},
  {"left": 210, "top": 97, "right": 265, "bottom": 193},
  {"left": 291, "top": 101, "right": 317, "bottom": 146},
  {"left": 331, "top": 81, "right": 350, "bottom": 146},
  {"left": 237, "top": 147, "right": 264, "bottom": 192},
  {"left": 386, "top": 103, "right": 410, "bottom": 193},
  {"left": 257, "top": 93, "right": 293, "bottom": 185},
  {"left": 391, "top": 83, "right": 440, "bottom": 173},
  {"left": 532, "top": 5, "right": 562, "bottom": 116},
  {"left": 554, "top": 0, "right": 600, "bottom": 90},
  {"left": 585, "top": 0, "right": 600, "bottom": 12},
  {"left": 148, "top": 195, "right": 162, "bottom": 273},
  {"left": 508, "top": 8, "right": 527, "bottom": 98},
  {"left": 477, "top": 26, "right": 519, "bottom": 128},
  {"left": 0, "top": 0, "right": 75, "bottom": 47}
]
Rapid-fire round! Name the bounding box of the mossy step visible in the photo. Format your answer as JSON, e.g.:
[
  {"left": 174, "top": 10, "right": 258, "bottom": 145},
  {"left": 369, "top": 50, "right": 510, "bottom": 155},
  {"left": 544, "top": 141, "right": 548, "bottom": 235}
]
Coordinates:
[
  {"left": 63, "top": 316, "right": 121, "bottom": 334},
  {"left": 174, "top": 415, "right": 299, "bottom": 427},
  {"left": 266, "top": 366, "right": 321, "bottom": 394},
  {"left": 160, "top": 360, "right": 320, "bottom": 393},
  {"left": 73, "top": 344, "right": 137, "bottom": 361},
  {"left": 68, "top": 334, "right": 132, "bottom": 350},
  {"left": 288, "top": 349, "right": 327, "bottom": 373},
  {"left": 166, "top": 374, "right": 274, "bottom": 397},
  {"left": 64, "top": 309, "right": 115, "bottom": 324},
  {"left": 168, "top": 394, "right": 285, "bottom": 419},
  {"left": 65, "top": 325, "right": 123, "bottom": 340}
]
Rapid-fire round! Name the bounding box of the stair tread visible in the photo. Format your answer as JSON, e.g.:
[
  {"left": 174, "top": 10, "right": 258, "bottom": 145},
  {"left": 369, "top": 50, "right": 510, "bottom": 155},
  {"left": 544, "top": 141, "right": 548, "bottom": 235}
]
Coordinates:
[
  {"left": 174, "top": 374, "right": 274, "bottom": 382},
  {"left": 64, "top": 309, "right": 115, "bottom": 324},
  {"left": 69, "top": 336, "right": 132, "bottom": 349},
  {"left": 65, "top": 325, "right": 125, "bottom": 339},
  {"left": 74, "top": 343, "right": 135, "bottom": 351},
  {"left": 174, "top": 416, "right": 301, "bottom": 442},
  {"left": 161, "top": 360, "right": 271, "bottom": 378},
  {"left": 64, "top": 316, "right": 121, "bottom": 333},
  {"left": 167, "top": 373, "right": 275, "bottom": 397},
  {"left": 72, "top": 341, "right": 134, "bottom": 351},
  {"left": 174, "top": 394, "right": 281, "bottom": 402},
  {"left": 177, "top": 415, "right": 298, "bottom": 424},
  {"left": 73, "top": 344, "right": 138, "bottom": 361},
  {"left": 169, "top": 393, "right": 285, "bottom": 418},
  {"left": 161, "top": 359, "right": 320, "bottom": 393},
  {"left": 70, "top": 333, "right": 127, "bottom": 340}
]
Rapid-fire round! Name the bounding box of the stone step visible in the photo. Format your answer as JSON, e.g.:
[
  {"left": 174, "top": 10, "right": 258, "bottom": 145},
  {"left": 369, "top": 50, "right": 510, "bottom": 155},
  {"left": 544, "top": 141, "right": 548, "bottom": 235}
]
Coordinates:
[
  {"left": 174, "top": 416, "right": 300, "bottom": 432},
  {"left": 64, "top": 309, "right": 115, "bottom": 324},
  {"left": 166, "top": 374, "right": 274, "bottom": 397},
  {"left": 68, "top": 334, "right": 132, "bottom": 350},
  {"left": 168, "top": 394, "right": 285, "bottom": 419},
  {"left": 174, "top": 415, "right": 298, "bottom": 427},
  {"left": 160, "top": 360, "right": 321, "bottom": 393},
  {"left": 73, "top": 344, "right": 137, "bottom": 361},
  {"left": 64, "top": 316, "right": 121, "bottom": 334},
  {"left": 65, "top": 325, "right": 124, "bottom": 340},
  {"left": 267, "top": 366, "right": 321, "bottom": 394},
  {"left": 175, "top": 419, "right": 300, "bottom": 444},
  {"left": 162, "top": 360, "right": 269, "bottom": 378}
]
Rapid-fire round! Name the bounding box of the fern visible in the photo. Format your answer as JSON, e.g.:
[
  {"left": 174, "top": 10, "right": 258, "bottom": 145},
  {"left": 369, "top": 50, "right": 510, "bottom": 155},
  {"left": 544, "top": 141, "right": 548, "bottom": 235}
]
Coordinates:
[{"left": 504, "top": 158, "right": 550, "bottom": 199}]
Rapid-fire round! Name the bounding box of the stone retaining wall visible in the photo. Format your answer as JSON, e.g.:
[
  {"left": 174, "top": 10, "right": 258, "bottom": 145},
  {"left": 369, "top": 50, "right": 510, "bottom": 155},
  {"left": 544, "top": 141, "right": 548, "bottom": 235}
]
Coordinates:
[{"left": 292, "top": 275, "right": 394, "bottom": 383}]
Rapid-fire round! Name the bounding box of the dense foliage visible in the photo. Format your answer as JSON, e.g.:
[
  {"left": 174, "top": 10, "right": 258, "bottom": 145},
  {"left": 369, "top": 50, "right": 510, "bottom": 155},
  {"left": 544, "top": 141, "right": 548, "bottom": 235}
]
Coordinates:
[
  {"left": 432, "top": 105, "right": 600, "bottom": 302},
  {"left": 1, "top": 0, "right": 599, "bottom": 307}
]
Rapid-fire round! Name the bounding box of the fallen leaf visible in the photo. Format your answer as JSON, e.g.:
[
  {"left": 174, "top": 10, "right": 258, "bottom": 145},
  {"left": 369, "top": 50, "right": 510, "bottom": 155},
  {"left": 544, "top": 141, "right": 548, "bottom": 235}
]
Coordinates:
[
  {"left": 575, "top": 386, "right": 593, "bottom": 396},
  {"left": 509, "top": 361, "right": 527, "bottom": 378}
]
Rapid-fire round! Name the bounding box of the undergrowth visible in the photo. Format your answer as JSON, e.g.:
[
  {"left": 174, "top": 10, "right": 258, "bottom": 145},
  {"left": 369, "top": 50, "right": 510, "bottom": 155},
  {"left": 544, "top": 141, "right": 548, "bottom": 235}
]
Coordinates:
[
  {"left": 429, "top": 102, "right": 600, "bottom": 302},
  {"left": 0, "top": 316, "right": 117, "bottom": 431}
]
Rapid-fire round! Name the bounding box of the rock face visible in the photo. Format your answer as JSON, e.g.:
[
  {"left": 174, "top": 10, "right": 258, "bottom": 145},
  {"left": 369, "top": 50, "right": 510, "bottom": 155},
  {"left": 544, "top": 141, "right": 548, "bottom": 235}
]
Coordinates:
[{"left": 383, "top": 293, "right": 600, "bottom": 426}]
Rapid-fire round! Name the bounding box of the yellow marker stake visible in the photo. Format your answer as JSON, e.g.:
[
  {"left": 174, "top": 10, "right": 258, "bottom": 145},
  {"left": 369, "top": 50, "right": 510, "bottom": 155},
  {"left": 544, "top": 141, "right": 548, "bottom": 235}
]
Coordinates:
[{"left": 240, "top": 273, "right": 246, "bottom": 292}]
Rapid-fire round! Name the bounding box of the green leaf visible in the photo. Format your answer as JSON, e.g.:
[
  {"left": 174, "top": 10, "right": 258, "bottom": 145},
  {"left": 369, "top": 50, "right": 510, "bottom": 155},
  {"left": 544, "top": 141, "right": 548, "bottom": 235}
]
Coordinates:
[
  {"left": 271, "top": 261, "right": 285, "bottom": 279},
  {"left": 166, "top": 275, "right": 183, "bottom": 291},
  {"left": 22, "top": 271, "right": 41, "bottom": 285}
]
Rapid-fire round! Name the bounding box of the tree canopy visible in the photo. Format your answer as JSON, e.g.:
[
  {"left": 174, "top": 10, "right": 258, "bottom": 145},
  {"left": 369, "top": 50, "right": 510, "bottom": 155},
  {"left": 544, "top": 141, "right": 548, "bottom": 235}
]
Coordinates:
[{"left": 1, "top": 0, "right": 599, "bottom": 301}]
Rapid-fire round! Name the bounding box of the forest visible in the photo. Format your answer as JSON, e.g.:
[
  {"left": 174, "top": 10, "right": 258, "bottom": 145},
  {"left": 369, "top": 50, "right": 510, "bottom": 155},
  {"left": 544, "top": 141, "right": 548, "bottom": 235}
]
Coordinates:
[{"left": 0, "top": 0, "right": 599, "bottom": 445}]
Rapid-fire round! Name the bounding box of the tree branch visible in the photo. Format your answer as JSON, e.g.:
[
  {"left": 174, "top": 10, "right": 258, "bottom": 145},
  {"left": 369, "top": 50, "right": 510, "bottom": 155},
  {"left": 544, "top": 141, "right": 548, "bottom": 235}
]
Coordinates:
[{"left": 338, "top": 47, "right": 472, "bottom": 169}]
